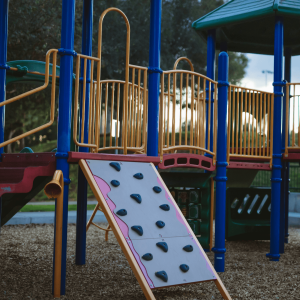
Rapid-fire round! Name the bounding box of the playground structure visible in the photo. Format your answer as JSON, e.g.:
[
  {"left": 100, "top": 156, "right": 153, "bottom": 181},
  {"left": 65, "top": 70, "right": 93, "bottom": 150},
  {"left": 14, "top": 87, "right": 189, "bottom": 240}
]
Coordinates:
[{"left": 0, "top": 0, "right": 300, "bottom": 299}]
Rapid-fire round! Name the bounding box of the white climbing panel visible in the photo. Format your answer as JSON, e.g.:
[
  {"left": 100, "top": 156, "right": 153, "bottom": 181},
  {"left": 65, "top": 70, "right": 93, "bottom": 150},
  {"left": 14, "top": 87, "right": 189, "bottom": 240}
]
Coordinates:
[{"left": 83, "top": 160, "right": 216, "bottom": 289}]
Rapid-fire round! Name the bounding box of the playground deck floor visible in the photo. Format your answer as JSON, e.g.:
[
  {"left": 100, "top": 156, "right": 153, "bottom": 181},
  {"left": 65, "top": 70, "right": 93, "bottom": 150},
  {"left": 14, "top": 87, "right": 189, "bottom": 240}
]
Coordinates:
[{"left": 0, "top": 224, "right": 299, "bottom": 300}]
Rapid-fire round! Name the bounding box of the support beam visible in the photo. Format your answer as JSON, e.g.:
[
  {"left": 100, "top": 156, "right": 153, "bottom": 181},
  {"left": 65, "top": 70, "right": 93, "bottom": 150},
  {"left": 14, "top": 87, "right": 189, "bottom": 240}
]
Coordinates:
[
  {"left": 282, "top": 48, "right": 291, "bottom": 247},
  {"left": 206, "top": 29, "right": 216, "bottom": 152},
  {"left": 76, "top": 0, "right": 93, "bottom": 266},
  {"left": 0, "top": 0, "right": 9, "bottom": 156},
  {"left": 213, "top": 51, "right": 229, "bottom": 272},
  {"left": 147, "top": 0, "right": 162, "bottom": 157},
  {"left": 267, "top": 16, "right": 284, "bottom": 262},
  {"left": 54, "top": 0, "right": 76, "bottom": 295}
]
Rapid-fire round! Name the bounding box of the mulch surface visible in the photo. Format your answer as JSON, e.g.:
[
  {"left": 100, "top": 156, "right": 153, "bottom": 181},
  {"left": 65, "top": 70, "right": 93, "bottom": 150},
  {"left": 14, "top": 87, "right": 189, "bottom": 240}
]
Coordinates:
[{"left": 0, "top": 224, "right": 299, "bottom": 300}]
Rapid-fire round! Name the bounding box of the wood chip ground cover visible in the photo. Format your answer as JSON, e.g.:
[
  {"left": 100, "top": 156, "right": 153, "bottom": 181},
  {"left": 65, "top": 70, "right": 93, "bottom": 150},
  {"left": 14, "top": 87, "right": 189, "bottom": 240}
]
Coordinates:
[{"left": 0, "top": 224, "right": 299, "bottom": 299}]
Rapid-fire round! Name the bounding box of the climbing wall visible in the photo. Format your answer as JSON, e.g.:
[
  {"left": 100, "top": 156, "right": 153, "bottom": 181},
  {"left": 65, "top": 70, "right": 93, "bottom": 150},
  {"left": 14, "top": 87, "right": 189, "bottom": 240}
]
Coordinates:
[{"left": 85, "top": 160, "right": 216, "bottom": 288}]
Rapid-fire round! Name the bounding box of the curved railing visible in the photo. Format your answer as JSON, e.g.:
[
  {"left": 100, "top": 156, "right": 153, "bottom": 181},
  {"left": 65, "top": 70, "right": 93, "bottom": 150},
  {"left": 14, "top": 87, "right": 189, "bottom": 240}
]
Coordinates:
[
  {"left": 0, "top": 49, "right": 58, "bottom": 150},
  {"left": 227, "top": 85, "right": 274, "bottom": 166},
  {"left": 284, "top": 82, "right": 300, "bottom": 157},
  {"left": 159, "top": 69, "right": 217, "bottom": 164}
]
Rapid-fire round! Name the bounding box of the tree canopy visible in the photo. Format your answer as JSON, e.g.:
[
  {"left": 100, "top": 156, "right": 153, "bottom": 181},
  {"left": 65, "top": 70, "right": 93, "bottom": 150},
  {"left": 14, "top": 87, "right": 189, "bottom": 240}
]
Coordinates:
[{"left": 5, "top": 0, "right": 248, "bottom": 153}]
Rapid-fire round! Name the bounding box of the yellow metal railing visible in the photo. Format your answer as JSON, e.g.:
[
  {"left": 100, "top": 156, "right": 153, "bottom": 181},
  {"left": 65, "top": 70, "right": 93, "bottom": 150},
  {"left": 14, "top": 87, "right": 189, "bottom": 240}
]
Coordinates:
[
  {"left": 0, "top": 49, "right": 58, "bottom": 150},
  {"left": 227, "top": 85, "right": 274, "bottom": 165},
  {"left": 73, "top": 8, "right": 148, "bottom": 154},
  {"left": 285, "top": 83, "right": 300, "bottom": 156},
  {"left": 159, "top": 66, "right": 217, "bottom": 163}
]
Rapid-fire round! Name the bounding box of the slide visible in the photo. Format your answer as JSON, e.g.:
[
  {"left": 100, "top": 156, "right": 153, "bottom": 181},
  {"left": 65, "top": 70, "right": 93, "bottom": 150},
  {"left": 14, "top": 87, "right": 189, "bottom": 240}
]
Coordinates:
[{"left": 80, "top": 159, "right": 231, "bottom": 299}]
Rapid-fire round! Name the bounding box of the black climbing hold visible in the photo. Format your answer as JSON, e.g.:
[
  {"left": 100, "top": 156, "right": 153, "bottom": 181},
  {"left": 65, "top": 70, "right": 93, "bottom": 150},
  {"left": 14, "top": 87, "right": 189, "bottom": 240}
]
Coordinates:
[
  {"left": 111, "top": 180, "right": 120, "bottom": 187},
  {"left": 130, "top": 194, "right": 142, "bottom": 204},
  {"left": 156, "top": 242, "right": 168, "bottom": 252},
  {"left": 153, "top": 186, "right": 162, "bottom": 193},
  {"left": 131, "top": 225, "right": 143, "bottom": 236},
  {"left": 156, "top": 221, "right": 165, "bottom": 228},
  {"left": 180, "top": 264, "right": 189, "bottom": 273},
  {"left": 142, "top": 253, "right": 153, "bottom": 261},
  {"left": 133, "top": 173, "right": 143, "bottom": 179},
  {"left": 183, "top": 245, "right": 193, "bottom": 252},
  {"left": 159, "top": 204, "right": 170, "bottom": 211},
  {"left": 109, "top": 162, "right": 121, "bottom": 172},
  {"left": 155, "top": 271, "right": 168, "bottom": 282},
  {"left": 116, "top": 209, "right": 127, "bottom": 216}
]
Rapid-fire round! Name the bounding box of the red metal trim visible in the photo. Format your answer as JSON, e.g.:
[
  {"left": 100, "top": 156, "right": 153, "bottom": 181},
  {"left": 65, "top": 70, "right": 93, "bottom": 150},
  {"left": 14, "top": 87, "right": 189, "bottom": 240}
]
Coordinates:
[
  {"left": 67, "top": 152, "right": 161, "bottom": 165},
  {"left": 229, "top": 156, "right": 270, "bottom": 162},
  {"left": 1, "top": 152, "right": 56, "bottom": 166},
  {"left": 282, "top": 153, "right": 300, "bottom": 161},
  {"left": 287, "top": 148, "right": 300, "bottom": 153},
  {"left": 227, "top": 161, "right": 271, "bottom": 170},
  {"left": 0, "top": 161, "right": 56, "bottom": 197},
  {"left": 158, "top": 153, "right": 215, "bottom": 171}
]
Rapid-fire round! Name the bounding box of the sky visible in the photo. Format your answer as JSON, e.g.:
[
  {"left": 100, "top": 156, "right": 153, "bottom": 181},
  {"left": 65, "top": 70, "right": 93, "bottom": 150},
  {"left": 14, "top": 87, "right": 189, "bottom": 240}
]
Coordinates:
[{"left": 240, "top": 54, "right": 300, "bottom": 92}]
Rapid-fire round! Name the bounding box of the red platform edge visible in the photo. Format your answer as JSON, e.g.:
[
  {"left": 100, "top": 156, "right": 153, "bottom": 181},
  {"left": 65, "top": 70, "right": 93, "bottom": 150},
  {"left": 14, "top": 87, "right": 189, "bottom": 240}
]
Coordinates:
[
  {"left": 0, "top": 161, "right": 56, "bottom": 197},
  {"left": 1, "top": 152, "right": 56, "bottom": 164},
  {"left": 282, "top": 153, "right": 300, "bottom": 161},
  {"left": 227, "top": 161, "right": 271, "bottom": 171},
  {"left": 67, "top": 152, "right": 161, "bottom": 165},
  {"left": 158, "top": 153, "right": 215, "bottom": 171}
]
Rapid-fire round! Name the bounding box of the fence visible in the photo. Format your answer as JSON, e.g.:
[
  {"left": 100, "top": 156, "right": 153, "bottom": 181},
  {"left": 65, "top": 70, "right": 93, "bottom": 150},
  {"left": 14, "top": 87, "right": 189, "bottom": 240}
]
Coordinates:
[
  {"left": 251, "top": 164, "right": 300, "bottom": 192},
  {"left": 227, "top": 85, "right": 274, "bottom": 165}
]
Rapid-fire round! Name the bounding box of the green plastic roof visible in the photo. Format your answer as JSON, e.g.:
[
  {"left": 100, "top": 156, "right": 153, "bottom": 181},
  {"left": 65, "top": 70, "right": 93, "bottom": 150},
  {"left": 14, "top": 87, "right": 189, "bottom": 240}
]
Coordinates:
[{"left": 192, "top": 0, "right": 300, "bottom": 55}]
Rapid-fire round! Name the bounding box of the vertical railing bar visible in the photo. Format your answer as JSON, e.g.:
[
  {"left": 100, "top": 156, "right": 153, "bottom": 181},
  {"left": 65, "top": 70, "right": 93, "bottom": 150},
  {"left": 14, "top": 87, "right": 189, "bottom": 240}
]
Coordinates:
[
  {"left": 259, "top": 92, "right": 263, "bottom": 156},
  {"left": 247, "top": 90, "right": 251, "bottom": 155},
  {"left": 172, "top": 72, "right": 176, "bottom": 148},
  {"left": 159, "top": 73, "right": 164, "bottom": 156},
  {"left": 179, "top": 73, "right": 183, "bottom": 146},
  {"left": 185, "top": 73, "right": 189, "bottom": 146},
  {"left": 263, "top": 93, "right": 266, "bottom": 156},
  {"left": 227, "top": 86, "right": 231, "bottom": 163},
  {"left": 213, "top": 82, "right": 217, "bottom": 162},
  {"left": 103, "top": 82, "right": 108, "bottom": 148},
  {"left": 207, "top": 81, "right": 211, "bottom": 151},
  {"left": 88, "top": 60, "right": 94, "bottom": 145},
  {"left": 267, "top": 93, "right": 270, "bottom": 157},
  {"left": 239, "top": 88, "right": 243, "bottom": 155},
  {"left": 293, "top": 84, "right": 295, "bottom": 146},
  {"left": 133, "top": 86, "right": 137, "bottom": 147},
  {"left": 231, "top": 86, "right": 235, "bottom": 155},
  {"left": 128, "top": 84, "right": 132, "bottom": 147},
  {"left": 243, "top": 89, "right": 248, "bottom": 155},
  {"left": 202, "top": 79, "right": 206, "bottom": 152},
  {"left": 255, "top": 91, "right": 259, "bottom": 156},
  {"left": 197, "top": 76, "right": 200, "bottom": 151},
  {"left": 136, "top": 69, "right": 141, "bottom": 147},
  {"left": 285, "top": 84, "right": 289, "bottom": 156},
  {"left": 235, "top": 88, "right": 239, "bottom": 155},
  {"left": 143, "top": 70, "right": 147, "bottom": 150},
  {"left": 190, "top": 74, "right": 194, "bottom": 151},
  {"left": 109, "top": 82, "right": 115, "bottom": 147},
  {"left": 80, "top": 58, "right": 87, "bottom": 144},
  {"left": 167, "top": 73, "right": 171, "bottom": 150},
  {"left": 116, "top": 82, "right": 120, "bottom": 149},
  {"left": 270, "top": 94, "right": 274, "bottom": 166},
  {"left": 251, "top": 91, "right": 255, "bottom": 156},
  {"left": 130, "top": 69, "right": 136, "bottom": 147}
]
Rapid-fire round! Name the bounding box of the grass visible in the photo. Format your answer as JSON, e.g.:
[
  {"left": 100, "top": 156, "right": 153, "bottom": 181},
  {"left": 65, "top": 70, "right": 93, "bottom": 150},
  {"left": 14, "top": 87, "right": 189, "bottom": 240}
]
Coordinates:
[{"left": 20, "top": 204, "right": 96, "bottom": 212}]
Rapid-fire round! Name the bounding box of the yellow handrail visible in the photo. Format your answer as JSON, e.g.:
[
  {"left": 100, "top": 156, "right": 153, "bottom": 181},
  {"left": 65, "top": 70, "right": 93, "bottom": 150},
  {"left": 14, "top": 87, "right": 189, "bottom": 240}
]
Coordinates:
[
  {"left": 173, "top": 57, "right": 194, "bottom": 71},
  {"left": 0, "top": 49, "right": 58, "bottom": 150},
  {"left": 44, "top": 170, "right": 64, "bottom": 299}
]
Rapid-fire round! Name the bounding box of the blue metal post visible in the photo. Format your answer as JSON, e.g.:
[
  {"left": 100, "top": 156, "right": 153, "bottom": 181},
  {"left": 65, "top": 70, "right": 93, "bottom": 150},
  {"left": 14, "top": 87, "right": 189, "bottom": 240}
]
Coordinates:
[
  {"left": 206, "top": 29, "right": 216, "bottom": 152},
  {"left": 76, "top": 0, "right": 93, "bottom": 266},
  {"left": 54, "top": 0, "right": 76, "bottom": 294},
  {"left": 267, "top": 17, "right": 284, "bottom": 262},
  {"left": 0, "top": 0, "right": 9, "bottom": 156},
  {"left": 212, "top": 52, "right": 229, "bottom": 272},
  {"left": 147, "top": 0, "right": 162, "bottom": 157},
  {"left": 0, "top": 0, "right": 9, "bottom": 234},
  {"left": 283, "top": 48, "right": 291, "bottom": 245}
]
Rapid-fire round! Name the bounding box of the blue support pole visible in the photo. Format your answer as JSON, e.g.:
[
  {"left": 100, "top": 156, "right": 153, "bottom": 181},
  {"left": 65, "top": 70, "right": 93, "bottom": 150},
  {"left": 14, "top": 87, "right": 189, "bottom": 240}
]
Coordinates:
[
  {"left": 0, "top": 0, "right": 9, "bottom": 156},
  {"left": 76, "top": 0, "right": 93, "bottom": 266},
  {"left": 212, "top": 52, "right": 229, "bottom": 272},
  {"left": 147, "top": 0, "right": 162, "bottom": 157},
  {"left": 267, "top": 17, "right": 284, "bottom": 262},
  {"left": 54, "top": 0, "right": 76, "bottom": 294},
  {"left": 206, "top": 29, "right": 216, "bottom": 152},
  {"left": 283, "top": 48, "right": 291, "bottom": 245},
  {"left": 0, "top": 0, "right": 9, "bottom": 235}
]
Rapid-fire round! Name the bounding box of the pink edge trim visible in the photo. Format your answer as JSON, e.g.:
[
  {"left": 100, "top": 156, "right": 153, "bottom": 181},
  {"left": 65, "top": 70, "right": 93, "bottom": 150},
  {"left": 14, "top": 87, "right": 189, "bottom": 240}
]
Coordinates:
[
  {"left": 93, "top": 175, "right": 155, "bottom": 288},
  {"left": 156, "top": 177, "right": 215, "bottom": 276}
]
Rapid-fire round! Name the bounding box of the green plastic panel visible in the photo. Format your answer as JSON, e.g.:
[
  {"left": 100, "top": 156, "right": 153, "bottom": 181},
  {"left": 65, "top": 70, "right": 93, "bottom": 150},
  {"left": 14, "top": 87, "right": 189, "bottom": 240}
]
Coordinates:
[
  {"left": 160, "top": 171, "right": 212, "bottom": 250},
  {"left": 226, "top": 187, "right": 271, "bottom": 241}
]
